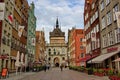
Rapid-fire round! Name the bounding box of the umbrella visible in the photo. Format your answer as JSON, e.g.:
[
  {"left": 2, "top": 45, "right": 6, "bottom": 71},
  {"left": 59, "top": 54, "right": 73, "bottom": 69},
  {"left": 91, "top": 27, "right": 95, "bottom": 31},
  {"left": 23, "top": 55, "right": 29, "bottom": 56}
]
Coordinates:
[
  {"left": 114, "top": 58, "right": 120, "bottom": 62},
  {"left": 21, "top": 53, "right": 24, "bottom": 66},
  {"left": 15, "top": 51, "right": 20, "bottom": 67}
]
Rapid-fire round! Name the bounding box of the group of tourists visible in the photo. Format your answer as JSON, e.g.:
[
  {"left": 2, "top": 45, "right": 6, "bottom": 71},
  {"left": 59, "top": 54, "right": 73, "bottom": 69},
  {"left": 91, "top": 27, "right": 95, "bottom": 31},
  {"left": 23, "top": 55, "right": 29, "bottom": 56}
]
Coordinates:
[{"left": 44, "top": 63, "right": 51, "bottom": 72}]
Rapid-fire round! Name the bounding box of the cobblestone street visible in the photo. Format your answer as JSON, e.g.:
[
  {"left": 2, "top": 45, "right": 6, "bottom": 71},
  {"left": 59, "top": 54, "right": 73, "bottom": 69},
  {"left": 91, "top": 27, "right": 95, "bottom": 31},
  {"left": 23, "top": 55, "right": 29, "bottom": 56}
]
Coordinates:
[{"left": 4, "top": 68, "right": 110, "bottom": 80}]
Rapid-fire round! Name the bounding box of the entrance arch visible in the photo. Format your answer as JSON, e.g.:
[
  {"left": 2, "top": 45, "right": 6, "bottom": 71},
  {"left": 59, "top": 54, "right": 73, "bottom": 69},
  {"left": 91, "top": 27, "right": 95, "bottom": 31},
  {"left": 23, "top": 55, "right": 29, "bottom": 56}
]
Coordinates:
[{"left": 54, "top": 57, "right": 60, "bottom": 67}]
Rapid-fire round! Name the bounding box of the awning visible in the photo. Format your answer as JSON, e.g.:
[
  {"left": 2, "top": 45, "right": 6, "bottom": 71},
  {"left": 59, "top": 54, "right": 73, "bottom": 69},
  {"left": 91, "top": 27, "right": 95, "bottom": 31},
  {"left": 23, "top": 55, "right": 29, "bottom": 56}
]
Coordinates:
[
  {"left": 80, "top": 54, "right": 98, "bottom": 62},
  {"left": 88, "top": 51, "right": 119, "bottom": 63},
  {"left": 80, "top": 56, "right": 91, "bottom": 62}
]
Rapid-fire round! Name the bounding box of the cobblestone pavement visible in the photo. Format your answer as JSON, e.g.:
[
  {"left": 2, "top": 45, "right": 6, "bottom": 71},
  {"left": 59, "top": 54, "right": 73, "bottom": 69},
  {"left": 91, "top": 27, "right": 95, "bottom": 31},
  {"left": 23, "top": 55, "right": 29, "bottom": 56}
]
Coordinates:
[{"left": 1, "top": 68, "right": 110, "bottom": 80}]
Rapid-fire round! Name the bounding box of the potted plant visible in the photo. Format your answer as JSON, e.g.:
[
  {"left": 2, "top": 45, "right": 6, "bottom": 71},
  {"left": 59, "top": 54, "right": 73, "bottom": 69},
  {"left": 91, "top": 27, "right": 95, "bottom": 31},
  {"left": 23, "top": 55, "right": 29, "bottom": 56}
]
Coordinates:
[{"left": 87, "top": 68, "right": 93, "bottom": 75}]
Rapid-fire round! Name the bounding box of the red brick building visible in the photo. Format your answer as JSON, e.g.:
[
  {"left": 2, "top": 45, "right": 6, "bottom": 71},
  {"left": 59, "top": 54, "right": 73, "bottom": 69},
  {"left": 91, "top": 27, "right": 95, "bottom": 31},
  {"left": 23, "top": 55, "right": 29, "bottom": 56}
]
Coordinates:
[
  {"left": 68, "top": 28, "right": 86, "bottom": 66},
  {"left": 84, "top": 0, "right": 101, "bottom": 67}
]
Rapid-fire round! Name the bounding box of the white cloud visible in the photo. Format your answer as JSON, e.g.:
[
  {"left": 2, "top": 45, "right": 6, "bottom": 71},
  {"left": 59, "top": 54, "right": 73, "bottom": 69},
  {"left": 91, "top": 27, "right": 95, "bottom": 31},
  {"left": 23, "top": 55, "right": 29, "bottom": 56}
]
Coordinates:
[{"left": 28, "top": 0, "right": 85, "bottom": 42}]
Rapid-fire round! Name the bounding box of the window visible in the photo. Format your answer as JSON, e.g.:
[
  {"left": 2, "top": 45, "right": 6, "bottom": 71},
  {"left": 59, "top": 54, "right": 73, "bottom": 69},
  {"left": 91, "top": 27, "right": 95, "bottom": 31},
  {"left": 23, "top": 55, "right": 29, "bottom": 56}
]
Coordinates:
[
  {"left": 108, "top": 31, "right": 114, "bottom": 46},
  {"left": 102, "top": 16, "right": 106, "bottom": 29},
  {"left": 100, "top": 1, "right": 105, "bottom": 11},
  {"left": 107, "top": 11, "right": 112, "bottom": 26},
  {"left": 48, "top": 49, "right": 51, "bottom": 55},
  {"left": 114, "top": 29, "right": 117, "bottom": 43},
  {"left": 54, "top": 49, "right": 56, "bottom": 55},
  {"left": 106, "top": 0, "right": 110, "bottom": 6},
  {"left": 2, "top": 36, "right": 6, "bottom": 45},
  {"left": 4, "top": 30, "right": 7, "bottom": 35},
  {"left": 117, "top": 28, "right": 120, "bottom": 42},
  {"left": 103, "top": 34, "right": 108, "bottom": 48},
  {"left": 113, "top": 4, "right": 119, "bottom": 21},
  {"left": 80, "top": 46, "right": 84, "bottom": 49},
  {"left": 95, "top": 11, "right": 98, "bottom": 19},
  {"left": 96, "top": 38, "right": 100, "bottom": 48},
  {"left": 80, "top": 38, "right": 82, "bottom": 42},
  {"left": 85, "top": 13, "right": 88, "bottom": 21},
  {"left": 7, "top": 39, "right": 10, "bottom": 46},
  {"left": 92, "top": 41, "right": 95, "bottom": 50},
  {"left": 81, "top": 53, "right": 84, "bottom": 58},
  {"left": 92, "top": 3, "right": 95, "bottom": 9},
  {"left": 62, "top": 57, "right": 65, "bottom": 60},
  {"left": 90, "top": 17, "right": 93, "bottom": 24},
  {"left": 96, "top": 24, "right": 99, "bottom": 32}
]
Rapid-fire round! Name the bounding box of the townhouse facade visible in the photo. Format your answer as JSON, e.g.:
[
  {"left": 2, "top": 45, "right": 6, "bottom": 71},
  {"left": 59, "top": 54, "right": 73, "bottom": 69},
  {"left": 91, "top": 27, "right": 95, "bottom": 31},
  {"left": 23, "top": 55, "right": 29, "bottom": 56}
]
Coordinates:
[
  {"left": 89, "top": 0, "right": 120, "bottom": 70},
  {"left": 0, "top": 0, "right": 32, "bottom": 72},
  {"left": 0, "top": 0, "right": 14, "bottom": 72},
  {"left": 84, "top": 0, "right": 101, "bottom": 68},
  {"left": 27, "top": 2, "right": 36, "bottom": 68},
  {"left": 35, "top": 31, "right": 46, "bottom": 65},
  {"left": 84, "top": 0, "right": 120, "bottom": 71},
  {"left": 68, "top": 28, "right": 86, "bottom": 66}
]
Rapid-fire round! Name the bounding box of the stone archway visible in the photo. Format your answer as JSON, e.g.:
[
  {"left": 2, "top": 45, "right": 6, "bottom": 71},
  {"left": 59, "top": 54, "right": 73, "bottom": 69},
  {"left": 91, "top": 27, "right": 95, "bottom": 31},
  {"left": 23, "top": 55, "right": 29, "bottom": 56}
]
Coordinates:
[{"left": 54, "top": 57, "right": 60, "bottom": 67}]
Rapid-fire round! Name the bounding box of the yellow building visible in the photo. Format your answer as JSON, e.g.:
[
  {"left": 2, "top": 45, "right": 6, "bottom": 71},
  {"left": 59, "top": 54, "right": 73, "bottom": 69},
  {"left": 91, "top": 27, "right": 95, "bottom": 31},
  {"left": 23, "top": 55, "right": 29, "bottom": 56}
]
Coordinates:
[{"left": 0, "top": 0, "right": 14, "bottom": 72}]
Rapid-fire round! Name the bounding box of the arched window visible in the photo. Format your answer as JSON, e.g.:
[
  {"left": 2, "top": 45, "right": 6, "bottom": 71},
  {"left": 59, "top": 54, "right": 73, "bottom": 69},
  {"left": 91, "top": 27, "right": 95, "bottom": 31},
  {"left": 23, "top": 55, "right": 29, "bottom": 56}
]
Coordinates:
[
  {"left": 48, "top": 48, "right": 51, "bottom": 55},
  {"left": 54, "top": 49, "right": 56, "bottom": 55},
  {"left": 62, "top": 57, "right": 65, "bottom": 60}
]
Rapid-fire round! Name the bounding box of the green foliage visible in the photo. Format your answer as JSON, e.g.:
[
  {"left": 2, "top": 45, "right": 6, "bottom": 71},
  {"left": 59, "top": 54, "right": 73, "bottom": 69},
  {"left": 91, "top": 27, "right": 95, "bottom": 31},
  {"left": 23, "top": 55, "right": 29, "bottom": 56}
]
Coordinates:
[
  {"left": 98, "top": 69, "right": 104, "bottom": 73},
  {"left": 93, "top": 68, "right": 97, "bottom": 73},
  {"left": 117, "top": 72, "right": 120, "bottom": 77},
  {"left": 69, "top": 66, "right": 85, "bottom": 72},
  {"left": 108, "top": 70, "right": 114, "bottom": 76}
]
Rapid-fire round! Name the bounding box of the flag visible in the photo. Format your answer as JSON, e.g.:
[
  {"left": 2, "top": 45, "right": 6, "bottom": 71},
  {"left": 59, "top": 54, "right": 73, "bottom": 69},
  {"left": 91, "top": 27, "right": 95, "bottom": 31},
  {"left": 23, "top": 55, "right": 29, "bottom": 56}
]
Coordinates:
[
  {"left": 18, "top": 25, "right": 24, "bottom": 37},
  {"left": 0, "top": 3, "right": 5, "bottom": 20},
  {"left": 31, "top": 38, "right": 35, "bottom": 46},
  {"left": 115, "top": 12, "right": 120, "bottom": 28},
  {"left": 91, "top": 32, "right": 96, "bottom": 41},
  {"left": 8, "top": 15, "right": 13, "bottom": 24}
]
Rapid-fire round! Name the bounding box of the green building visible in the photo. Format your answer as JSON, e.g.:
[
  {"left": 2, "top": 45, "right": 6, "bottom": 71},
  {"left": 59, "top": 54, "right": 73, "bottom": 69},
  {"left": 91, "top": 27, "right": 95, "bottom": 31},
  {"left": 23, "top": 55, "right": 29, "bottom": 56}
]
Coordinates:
[{"left": 26, "top": 2, "right": 36, "bottom": 68}]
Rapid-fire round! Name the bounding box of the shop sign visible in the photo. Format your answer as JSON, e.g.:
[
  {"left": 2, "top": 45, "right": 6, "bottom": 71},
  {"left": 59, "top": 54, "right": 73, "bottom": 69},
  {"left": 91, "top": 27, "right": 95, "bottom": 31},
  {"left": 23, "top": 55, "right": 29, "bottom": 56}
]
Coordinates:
[
  {"left": 0, "top": 54, "right": 9, "bottom": 59},
  {"left": 107, "top": 47, "right": 118, "bottom": 53}
]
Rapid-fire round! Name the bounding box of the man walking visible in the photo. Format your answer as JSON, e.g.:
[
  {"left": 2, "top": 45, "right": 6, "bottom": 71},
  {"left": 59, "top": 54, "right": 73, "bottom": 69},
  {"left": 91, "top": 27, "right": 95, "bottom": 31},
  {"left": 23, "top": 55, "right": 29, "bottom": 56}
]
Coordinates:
[{"left": 60, "top": 64, "right": 63, "bottom": 71}]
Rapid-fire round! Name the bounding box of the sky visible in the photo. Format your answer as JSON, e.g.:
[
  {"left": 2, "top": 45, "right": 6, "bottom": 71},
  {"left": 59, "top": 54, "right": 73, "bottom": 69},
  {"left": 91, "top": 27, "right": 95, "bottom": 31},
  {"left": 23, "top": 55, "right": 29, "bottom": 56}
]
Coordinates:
[{"left": 28, "top": 0, "right": 85, "bottom": 42}]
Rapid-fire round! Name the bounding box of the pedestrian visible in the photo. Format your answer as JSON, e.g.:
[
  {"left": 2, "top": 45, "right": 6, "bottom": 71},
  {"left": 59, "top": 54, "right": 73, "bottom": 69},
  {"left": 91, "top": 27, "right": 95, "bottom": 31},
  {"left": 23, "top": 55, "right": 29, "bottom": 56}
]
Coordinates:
[
  {"left": 44, "top": 64, "right": 47, "bottom": 72},
  {"left": 60, "top": 64, "right": 63, "bottom": 71},
  {"left": 47, "top": 63, "right": 50, "bottom": 70}
]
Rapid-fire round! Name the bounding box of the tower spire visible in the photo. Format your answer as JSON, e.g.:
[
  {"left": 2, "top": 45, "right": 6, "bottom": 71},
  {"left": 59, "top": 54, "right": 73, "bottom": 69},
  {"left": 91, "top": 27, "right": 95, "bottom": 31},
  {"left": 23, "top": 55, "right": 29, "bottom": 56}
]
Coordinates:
[{"left": 56, "top": 17, "right": 59, "bottom": 28}]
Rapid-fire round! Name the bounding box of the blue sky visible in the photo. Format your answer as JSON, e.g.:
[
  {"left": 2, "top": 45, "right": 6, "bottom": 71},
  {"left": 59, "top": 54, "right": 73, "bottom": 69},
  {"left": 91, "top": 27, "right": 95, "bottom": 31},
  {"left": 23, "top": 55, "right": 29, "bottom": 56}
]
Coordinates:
[{"left": 28, "top": 0, "right": 85, "bottom": 42}]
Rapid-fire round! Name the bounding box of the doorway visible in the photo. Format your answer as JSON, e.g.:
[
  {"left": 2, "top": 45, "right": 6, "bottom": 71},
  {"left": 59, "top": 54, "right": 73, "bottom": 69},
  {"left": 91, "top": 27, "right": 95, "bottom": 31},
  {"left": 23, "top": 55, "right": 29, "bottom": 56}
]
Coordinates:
[{"left": 54, "top": 57, "right": 60, "bottom": 67}]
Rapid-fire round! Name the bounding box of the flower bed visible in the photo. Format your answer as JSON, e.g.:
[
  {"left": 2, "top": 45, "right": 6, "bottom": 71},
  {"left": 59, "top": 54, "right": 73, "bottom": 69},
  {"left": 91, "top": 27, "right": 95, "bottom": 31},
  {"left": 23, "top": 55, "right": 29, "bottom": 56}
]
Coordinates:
[
  {"left": 94, "top": 72, "right": 104, "bottom": 77},
  {"left": 109, "top": 75, "right": 120, "bottom": 80}
]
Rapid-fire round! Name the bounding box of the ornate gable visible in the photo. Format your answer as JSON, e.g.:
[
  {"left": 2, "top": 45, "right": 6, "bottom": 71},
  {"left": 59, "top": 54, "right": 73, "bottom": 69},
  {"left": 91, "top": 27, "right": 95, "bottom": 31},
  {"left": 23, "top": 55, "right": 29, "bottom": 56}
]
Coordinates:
[{"left": 50, "top": 18, "right": 65, "bottom": 37}]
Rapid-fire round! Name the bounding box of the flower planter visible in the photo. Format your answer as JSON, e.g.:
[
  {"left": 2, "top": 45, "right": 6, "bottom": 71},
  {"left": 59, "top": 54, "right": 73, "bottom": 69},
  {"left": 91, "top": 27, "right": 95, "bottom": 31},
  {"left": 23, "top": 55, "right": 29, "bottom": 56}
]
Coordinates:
[
  {"left": 94, "top": 72, "right": 104, "bottom": 77},
  {"left": 109, "top": 75, "right": 120, "bottom": 80}
]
